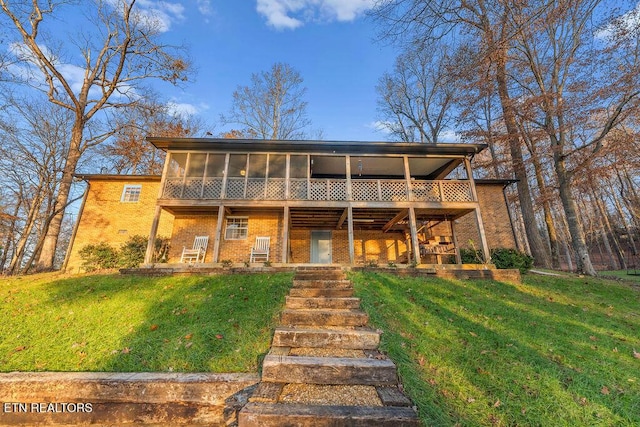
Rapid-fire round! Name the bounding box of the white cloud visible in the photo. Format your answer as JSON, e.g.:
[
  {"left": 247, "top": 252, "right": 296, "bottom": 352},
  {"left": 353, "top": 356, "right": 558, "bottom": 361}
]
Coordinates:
[
  {"left": 438, "top": 129, "right": 461, "bottom": 143},
  {"left": 167, "top": 100, "right": 209, "bottom": 117},
  {"left": 256, "top": 0, "right": 375, "bottom": 30},
  {"left": 106, "top": 0, "right": 185, "bottom": 33},
  {"left": 197, "top": 0, "right": 213, "bottom": 17},
  {"left": 369, "top": 120, "right": 392, "bottom": 134},
  {"left": 595, "top": 3, "right": 640, "bottom": 42}
]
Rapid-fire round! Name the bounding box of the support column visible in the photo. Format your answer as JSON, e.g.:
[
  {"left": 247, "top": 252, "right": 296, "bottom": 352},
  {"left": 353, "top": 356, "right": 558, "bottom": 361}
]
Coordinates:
[
  {"left": 450, "top": 218, "right": 462, "bottom": 264},
  {"left": 282, "top": 206, "right": 290, "bottom": 264},
  {"left": 464, "top": 157, "right": 490, "bottom": 262},
  {"left": 144, "top": 206, "right": 162, "bottom": 264},
  {"left": 347, "top": 205, "right": 355, "bottom": 265},
  {"left": 213, "top": 205, "right": 225, "bottom": 263},
  {"left": 408, "top": 207, "right": 421, "bottom": 265}
]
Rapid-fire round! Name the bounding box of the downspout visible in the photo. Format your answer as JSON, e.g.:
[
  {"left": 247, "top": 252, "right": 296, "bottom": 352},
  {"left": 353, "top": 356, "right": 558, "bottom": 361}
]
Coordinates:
[{"left": 61, "top": 177, "right": 90, "bottom": 272}]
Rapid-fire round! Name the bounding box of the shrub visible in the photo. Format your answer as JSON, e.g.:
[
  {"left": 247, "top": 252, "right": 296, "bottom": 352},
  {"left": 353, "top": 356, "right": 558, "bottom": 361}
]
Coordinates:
[
  {"left": 460, "top": 248, "right": 484, "bottom": 264},
  {"left": 79, "top": 242, "right": 119, "bottom": 272},
  {"left": 79, "top": 235, "right": 170, "bottom": 271},
  {"left": 490, "top": 248, "right": 533, "bottom": 273}
]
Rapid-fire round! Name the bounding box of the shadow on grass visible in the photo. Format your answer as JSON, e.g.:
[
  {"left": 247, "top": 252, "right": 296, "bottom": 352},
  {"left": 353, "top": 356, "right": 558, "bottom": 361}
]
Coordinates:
[
  {"left": 351, "top": 272, "right": 640, "bottom": 426},
  {"left": 3, "top": 273, "right": 293, "bottom": 373}
]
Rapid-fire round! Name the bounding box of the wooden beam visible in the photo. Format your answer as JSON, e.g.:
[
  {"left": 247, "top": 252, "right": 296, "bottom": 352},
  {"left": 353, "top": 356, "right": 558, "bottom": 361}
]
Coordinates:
[
  {"left": 282, "top": 206, "right": 290, "bottom": 263},
  {"left": 408, "top": 207, "right": 421, "bottom": 265},
  {"left": 348, "top": 205, "right": 355, "bottom": 265},
  {"left": 450, "top": 219, "right": 462, "bottom": 264},
  {"left": 382, "top": 210, "right": 408, "bottom": 233},
  {"left": 212, "top": 205, "right": 225, "bottom": 263},
  {"left": 464, "top": 158, "right": 490, "bottom": 262},
  {"left": 337, "top": 208, "right": 348, "bottom": 229}
]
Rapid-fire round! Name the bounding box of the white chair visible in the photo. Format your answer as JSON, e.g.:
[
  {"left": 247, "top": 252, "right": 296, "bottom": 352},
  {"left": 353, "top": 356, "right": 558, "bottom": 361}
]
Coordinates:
[
  {"left": 250, "top": 236, "right": 270, "bottom": 263},
  {"left": 180, "top": 236, "right": 209, "bottom": 263}
]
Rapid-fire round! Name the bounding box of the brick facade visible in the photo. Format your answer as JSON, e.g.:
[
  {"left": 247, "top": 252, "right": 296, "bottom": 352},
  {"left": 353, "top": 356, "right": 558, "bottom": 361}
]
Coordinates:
[
  {"left": 65, "top": 177, "right": 174, "bottom": 273},
  {"left": 66, "top": 178, "right": 516, "bottom": 269}
]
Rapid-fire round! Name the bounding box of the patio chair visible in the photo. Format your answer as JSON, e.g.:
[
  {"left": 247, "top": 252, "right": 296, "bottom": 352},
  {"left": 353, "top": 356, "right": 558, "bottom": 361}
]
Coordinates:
[
  {"left": 250, "top": 236, "right": 270, "bottom": 263},
  {"left": 180, "top": 235, "right": 209, "bottom": 263}
]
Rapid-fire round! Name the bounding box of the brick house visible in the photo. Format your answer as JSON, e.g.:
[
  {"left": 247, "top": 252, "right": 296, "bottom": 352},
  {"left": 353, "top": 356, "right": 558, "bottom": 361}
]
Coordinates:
[{"left": 65, "top": 138, "right": 516, "bottom": 272}]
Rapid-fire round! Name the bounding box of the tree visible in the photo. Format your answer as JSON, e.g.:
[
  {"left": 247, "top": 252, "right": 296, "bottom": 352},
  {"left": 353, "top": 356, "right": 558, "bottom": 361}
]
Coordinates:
[
  {"left": 221, "top": 63, "right": 314, "bottom": 140},
  {"left": 0, "top": 0, "right": 191, "bottom": 270},
  {"left": 100, "top": 100, "right": 207, "bottom": 175},
  {"left": 376, "top": 42, "right": 456, "bottom": 143},
  {"left": 372, "top": 0, "right": 554, "bottom": 269}
]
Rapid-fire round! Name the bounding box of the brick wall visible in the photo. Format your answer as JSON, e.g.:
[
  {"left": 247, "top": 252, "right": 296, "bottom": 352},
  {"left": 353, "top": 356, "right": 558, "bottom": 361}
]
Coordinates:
[
  {"left": 218, "top": 211, "right": 282, "bottom": 263},
  {"left": 66, "top": 178, "right": 173, "bottom": 273},
  {"left": 168, "top": 214, "right": 218, "bottom": 262},
  {"left": 456, "top": 183, "right": 517, "bottom": 250}
]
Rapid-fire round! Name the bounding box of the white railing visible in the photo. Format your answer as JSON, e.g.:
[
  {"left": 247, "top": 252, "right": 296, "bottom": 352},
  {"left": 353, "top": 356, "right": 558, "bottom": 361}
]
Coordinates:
[{"left": 162, "top": 177, "right": 473, "bottom": 202}]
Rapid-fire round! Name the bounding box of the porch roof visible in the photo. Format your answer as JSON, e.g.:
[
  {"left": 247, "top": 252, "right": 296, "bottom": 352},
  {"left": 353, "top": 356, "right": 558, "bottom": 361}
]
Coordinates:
[{"left": 147, "top": 137, "right": 487, "bottom": 156}]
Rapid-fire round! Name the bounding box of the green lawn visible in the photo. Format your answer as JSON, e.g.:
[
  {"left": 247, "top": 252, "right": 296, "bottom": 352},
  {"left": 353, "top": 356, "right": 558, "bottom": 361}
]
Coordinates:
[
  {"left": 0, "top": 272, "right": 292, "bottom": 372},
  {"left": 351, "top": 272, "right": 640, "bottom": 427}
]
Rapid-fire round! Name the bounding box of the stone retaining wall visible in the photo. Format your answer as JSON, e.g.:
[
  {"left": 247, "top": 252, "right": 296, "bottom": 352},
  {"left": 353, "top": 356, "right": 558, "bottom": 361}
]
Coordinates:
[{"left": 0, "top": 372, "right": 259, "bottom": 426}]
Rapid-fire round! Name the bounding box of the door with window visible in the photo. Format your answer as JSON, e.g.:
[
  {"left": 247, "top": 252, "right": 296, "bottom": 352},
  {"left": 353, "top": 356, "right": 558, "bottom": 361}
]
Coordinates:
[{"left": 311, "top": 231, "right": 332, "bottom": 264}]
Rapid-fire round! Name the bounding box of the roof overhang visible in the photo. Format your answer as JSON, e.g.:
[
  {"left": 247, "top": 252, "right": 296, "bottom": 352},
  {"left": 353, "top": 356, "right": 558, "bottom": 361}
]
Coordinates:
[
  {"left": 73, "top": 174, "right": 161, "bottom": 182},
  {"left": 147, "top": 137, "right": 487, "bottom": 156}
]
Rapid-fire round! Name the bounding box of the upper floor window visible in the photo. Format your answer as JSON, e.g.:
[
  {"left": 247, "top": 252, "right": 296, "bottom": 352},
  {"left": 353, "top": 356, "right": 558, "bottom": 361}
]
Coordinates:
[
  {"left": 121, "top": 185, "right": 142, "bottom": 202},
  {"left": 225, "top": 217, "right": 248, "bottom": 240}
]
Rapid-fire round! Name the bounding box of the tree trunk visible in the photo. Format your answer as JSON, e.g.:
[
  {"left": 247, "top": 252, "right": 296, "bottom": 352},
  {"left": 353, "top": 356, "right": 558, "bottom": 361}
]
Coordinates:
[
  {"left": 494, "top": 51, "right": 551, "bottom": 268},
  {"left": 592, "top": 187, "right": 626, "bottom": 269},
  {"left": 613, "top": 193, "right": 638, "bottom": 255},
  {"left": 554, "top": 155, "right": 597, "bottom": 275},
  {"left": 34, "top": 122, "right": 84, "bottom": 271}
]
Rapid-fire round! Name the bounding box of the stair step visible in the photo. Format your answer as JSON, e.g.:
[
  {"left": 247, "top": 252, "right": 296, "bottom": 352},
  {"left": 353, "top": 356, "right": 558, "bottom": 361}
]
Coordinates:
[
  {"left": 294, "top": 272, "right": 346, "bottom": 280},
  {"left": 292, "top": 279, "right": 352, "bottom": 289},
  {"left": 286, "top": 296, "right": 360, "bottom": 309},
  {"left": 261, "top": 355, "right": 397, "bottom": 385},
  {"left": 281, "top": 309, "right": 368, "bottom": 327},
  {"left": 289, "top": 288, "right": 354, "bottom": 298},
  {"left": 272, "top": 327, "right": 379, "bottom": 349},
  {"left": 239, "top": 402, "right": 420, "bottom": 426}
]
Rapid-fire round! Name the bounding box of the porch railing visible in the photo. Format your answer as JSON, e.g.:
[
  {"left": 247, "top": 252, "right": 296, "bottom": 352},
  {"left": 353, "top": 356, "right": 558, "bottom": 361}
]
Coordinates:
[{"left": 162, "top": 177, "right": 474, "bottom": 203}]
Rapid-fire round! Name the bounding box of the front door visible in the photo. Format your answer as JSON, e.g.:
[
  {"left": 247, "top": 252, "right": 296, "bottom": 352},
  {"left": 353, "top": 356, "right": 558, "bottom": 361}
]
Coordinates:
[{"left": 311, "top": 231, "right": 332, "bottom": 264}]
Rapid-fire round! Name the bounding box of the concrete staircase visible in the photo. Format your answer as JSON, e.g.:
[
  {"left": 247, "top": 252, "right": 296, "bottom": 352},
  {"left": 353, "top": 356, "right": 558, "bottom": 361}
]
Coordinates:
[{"left": 239, "top": 267, "right": 420, "bottom": 426}]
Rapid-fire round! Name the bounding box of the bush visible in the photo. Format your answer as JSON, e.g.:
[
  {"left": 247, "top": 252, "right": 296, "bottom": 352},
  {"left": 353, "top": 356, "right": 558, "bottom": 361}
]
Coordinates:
[
  {"left": 490, "top": 248, "right": 533, "bottom": 273},
  {"left": 79, "top": 235, "right": 170, "bottom": 271},
  {"left": 460, "top": 248, "right": 484, "bottom": 264},
  {"left": 79, "top": 242, "right": 119, "bottom": 272}
]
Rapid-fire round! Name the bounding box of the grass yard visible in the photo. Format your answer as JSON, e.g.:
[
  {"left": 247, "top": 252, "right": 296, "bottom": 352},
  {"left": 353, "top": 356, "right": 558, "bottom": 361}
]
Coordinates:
[
  {"left": 351, "top": 272, "right": 640, "bottom": 427},
  {"left": 0, "top": 272, "right": 292, "bottom": 373}
]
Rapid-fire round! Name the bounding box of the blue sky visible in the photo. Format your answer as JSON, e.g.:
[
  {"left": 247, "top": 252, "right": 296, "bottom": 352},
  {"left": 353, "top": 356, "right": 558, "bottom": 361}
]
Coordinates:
[{"left": 153, "top": 1, "right": 397, "bottom": 141}]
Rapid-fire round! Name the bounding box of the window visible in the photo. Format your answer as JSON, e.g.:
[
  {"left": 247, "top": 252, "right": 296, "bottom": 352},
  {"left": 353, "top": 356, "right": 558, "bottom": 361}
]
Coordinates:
[
  {"left": 121, "top": 185, "right": 142, "bottom": 202},
  {"left": 225, "top": 217, "right": 248, "bottom": 240}
]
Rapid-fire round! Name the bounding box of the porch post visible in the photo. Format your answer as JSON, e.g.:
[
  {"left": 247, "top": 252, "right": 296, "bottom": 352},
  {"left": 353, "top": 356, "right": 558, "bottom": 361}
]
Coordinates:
[
  {"left": 450, "top": 218, "right": 462, "bottom": 264},
  {"left": 347, "top": 205, "right": 355, "bottom": 265},
  {"left": 144, "top": 206, "right": 162, "bottom": 264},
  {"left": 282, "top": 206, "right": 290, "bottom": 263},
  {"left": 408, "top": 207, "right": 421, "bottom": 265},
  {"left": 213, "top": 205, "right": 225, "bottom": 263},
  {"left": 464, "top": 158, "right": 490, "bottom": 262}
]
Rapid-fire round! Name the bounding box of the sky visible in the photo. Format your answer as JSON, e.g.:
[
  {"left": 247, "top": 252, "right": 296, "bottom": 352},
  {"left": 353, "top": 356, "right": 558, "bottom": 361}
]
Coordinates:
[{"left": 143, "top": 0, "right": 398, "bottom": 141}]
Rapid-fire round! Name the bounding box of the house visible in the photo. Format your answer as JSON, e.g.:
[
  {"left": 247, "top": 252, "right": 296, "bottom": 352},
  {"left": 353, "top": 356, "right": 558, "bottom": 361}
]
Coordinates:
[{"left": 65, "top": 138, "right": 517, "bottom": 272}]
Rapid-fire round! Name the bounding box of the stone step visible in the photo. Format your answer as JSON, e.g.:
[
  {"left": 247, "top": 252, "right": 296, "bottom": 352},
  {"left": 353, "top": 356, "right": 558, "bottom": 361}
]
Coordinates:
[
  {"left": 292, "top": 279, "right": 352, "bottom": 289},
  {"left": 281, "top": 309, "right": 368, "bottom": 327},
  {"left": 239, "top": 402, "right": 420, "bottom": 426},
  {"left": 261, "top": 355, "right": 397, "bottom": 385},
  {"left": 294, "top": 272, "right": 346, "bottom": 280},
  {"left": 289, "top": 288, "right": 354, "bottom": 298},
  {"left": 286, "top": 296, "right": 361, "bottom": 310},
  {"left": 272, "top": 327, "right": 380, "bottom": 349}
]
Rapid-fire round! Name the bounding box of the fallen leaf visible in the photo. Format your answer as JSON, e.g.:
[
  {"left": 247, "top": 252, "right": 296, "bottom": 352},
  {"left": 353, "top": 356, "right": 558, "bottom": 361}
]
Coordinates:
[
  {"left": 14, "top": 346, "right": 27, "bottom": 352},
  {"left": 467, "top": 397, "right": 476, "bottom": 403},
  {"left": 493, "top": 399, "right": 501, "bottom": 407},
  {"left": 150, "top": 324, "right": 158, "bottom": 331},
  {"left": 469, "top": 332, "right": 478, "bottom": 337},
  {"left": 633, "top": 349, "right": 640, "bottom": 359},
  {"left": 418, "top": 356, "right": 425, "bottom": 366},
  {"left": 215, "top": 334, "right": 223, "bottom": 339},
  {"left": 122, "top": 347, "right": 131, "bottom": 354},
  {"left": 185, "top": 342, "right": 193, "bottom": 348},
  {"left": 589, "top": 336, "right": 597, "bottom": 341},
  {"left": 185, "top": 333, "right": 193, "bottom": 340},
  {"left": 613, "top": 347, "right": 618, "bottom": 353},
  {"left": 601, "top": 386, "right": 610, "bottom": 395},
  {"left": 521, "top": 407, "right": 526, "bottom": 415}
]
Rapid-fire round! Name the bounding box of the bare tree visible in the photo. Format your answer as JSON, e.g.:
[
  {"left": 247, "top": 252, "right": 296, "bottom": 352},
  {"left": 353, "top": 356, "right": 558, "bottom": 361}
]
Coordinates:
[
  {"left": 371, "top": 0, "right": 553, "bottom": 269},
  {"left": 376, "top": 42, "right": 456, "bottom": 142},
  {"left": 101, "top": 101, "right": 207, "bottom": 175},
  {"left": 221, "top": 63, "right": 314, "bottom": 140},
  {"left": 0, "top": 0, "right": 191, "bottom": 271}
]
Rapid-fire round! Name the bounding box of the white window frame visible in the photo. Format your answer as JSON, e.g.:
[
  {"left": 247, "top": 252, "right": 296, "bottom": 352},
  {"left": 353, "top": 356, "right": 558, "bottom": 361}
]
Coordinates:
[
  {"left": 225, "top": 217, "right": 248, "bottom": 240},
  {"left": 121, "top": 184, "right": 142, "bottom": 203}
]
